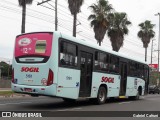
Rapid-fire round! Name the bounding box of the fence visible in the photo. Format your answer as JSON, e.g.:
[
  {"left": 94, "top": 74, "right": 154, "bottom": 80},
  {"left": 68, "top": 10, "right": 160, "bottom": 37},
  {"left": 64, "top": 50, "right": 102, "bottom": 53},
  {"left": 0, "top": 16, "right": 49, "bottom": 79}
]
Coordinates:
[{"left": 0, "top": 79, "right": 11, "bottom": 88}]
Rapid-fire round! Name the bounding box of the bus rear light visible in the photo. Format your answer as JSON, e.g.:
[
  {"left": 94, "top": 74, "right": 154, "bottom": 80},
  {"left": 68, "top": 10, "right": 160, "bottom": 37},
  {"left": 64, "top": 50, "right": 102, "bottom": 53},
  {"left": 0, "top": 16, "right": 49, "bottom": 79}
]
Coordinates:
[
  {"left": 12, "top": 69, "right": 18, "bottom": 84},
  {"left": 47, "top": 69, "right": 54, "bottom": 86}
]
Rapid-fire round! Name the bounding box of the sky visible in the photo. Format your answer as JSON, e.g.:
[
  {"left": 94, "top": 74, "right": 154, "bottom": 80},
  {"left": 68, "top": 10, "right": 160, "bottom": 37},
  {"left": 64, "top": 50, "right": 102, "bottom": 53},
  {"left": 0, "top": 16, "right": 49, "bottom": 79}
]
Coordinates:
[{"left": 0, "top": 0, "right": 160, "bottom": 64}]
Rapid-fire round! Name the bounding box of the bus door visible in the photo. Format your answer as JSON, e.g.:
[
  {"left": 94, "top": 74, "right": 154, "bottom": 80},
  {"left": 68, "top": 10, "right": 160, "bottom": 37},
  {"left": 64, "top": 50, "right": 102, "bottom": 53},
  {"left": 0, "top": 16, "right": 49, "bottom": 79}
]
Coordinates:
[
  {"left": 119, "top": 62, "right": 127, "bottom": 96},
  {"left": 79, "top": 52, "right": 93, "bottom": 97}
]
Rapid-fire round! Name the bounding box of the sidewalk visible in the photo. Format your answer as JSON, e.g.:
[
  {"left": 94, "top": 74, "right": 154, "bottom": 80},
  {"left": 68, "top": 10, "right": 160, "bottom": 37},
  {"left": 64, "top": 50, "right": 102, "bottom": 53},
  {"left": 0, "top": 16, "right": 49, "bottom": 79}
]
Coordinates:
[
  {"left": 0, "top": 88, "right": 30, "bottom": 98},
  {"left": 0, "top": 88, "right": 11, "bottom": 91}
]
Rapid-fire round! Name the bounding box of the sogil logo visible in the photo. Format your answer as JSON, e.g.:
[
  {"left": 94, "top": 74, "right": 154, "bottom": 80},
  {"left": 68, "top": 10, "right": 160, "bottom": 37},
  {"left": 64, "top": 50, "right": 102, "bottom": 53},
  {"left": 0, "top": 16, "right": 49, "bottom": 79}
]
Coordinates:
[
  {"left": 101, "top": 76, "right": 114, "bottom": 83},
  {"left": 18, "top": 38, "right": 31, "bottom": 46},
  {"left": 21, "top": 67, "right": 39, "bottom": 72}
]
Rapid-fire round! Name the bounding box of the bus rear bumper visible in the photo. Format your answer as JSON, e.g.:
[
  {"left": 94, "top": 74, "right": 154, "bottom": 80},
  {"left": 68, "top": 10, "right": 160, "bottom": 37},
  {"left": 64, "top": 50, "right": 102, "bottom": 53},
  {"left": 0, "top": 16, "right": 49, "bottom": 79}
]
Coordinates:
[{"left": 11, "top": 83, "right": 57, "bottom": 96}]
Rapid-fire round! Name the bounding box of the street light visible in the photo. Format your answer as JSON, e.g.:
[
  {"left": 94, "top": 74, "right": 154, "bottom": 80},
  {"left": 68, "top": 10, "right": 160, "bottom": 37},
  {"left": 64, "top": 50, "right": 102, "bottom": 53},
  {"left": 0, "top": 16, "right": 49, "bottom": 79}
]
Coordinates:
[
  {"left": 151, "top": 39, "right": 156, "bottom": 64},
  {"left": 155, "top": 13, "right": 160, "bottom": 71}
]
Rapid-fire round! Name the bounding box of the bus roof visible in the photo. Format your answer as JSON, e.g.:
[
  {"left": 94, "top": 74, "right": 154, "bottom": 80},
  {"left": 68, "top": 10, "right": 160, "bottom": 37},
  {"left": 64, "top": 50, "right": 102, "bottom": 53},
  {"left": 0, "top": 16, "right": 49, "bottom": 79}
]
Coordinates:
[{"left": 58, "top": 31, "right": 148, "bottom": 65}]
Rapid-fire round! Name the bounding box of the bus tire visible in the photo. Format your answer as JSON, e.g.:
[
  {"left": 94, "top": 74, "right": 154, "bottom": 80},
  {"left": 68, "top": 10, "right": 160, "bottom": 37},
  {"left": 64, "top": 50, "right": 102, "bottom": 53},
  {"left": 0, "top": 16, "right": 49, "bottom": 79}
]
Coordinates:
[
  {"left": 129, "top": 90, "right": 140, "bottom": 100},
  {"left": 96, "top": 86, "right": 107, "bottom": 104},
  {"left": 132, "top": 90, "right": 140, "bottom": 100},
  {"left": 135, "top": 91, "right": 140, "bottom": 100}
]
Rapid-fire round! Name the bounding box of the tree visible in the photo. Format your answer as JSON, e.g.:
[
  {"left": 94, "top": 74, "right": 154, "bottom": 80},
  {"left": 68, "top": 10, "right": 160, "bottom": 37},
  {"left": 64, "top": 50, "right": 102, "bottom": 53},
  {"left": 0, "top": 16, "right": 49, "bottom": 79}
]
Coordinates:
[
  {"left": 0, "top": 61, "right": 11, "bottom": 77},
  {"left": 67, "top": 0, "right": 84, "bottom": 37},
  {"left": 18, "top": 0, "right": 33, "bottom": 33},
  {"left": 137, "top": 20, "right": 155, "bottom": 62},
  {"left": 107, "top": 12, "right": 131, "bottom": 52},
  {"left": 88, "top": 0, "right": 113, "bottom": 46}
]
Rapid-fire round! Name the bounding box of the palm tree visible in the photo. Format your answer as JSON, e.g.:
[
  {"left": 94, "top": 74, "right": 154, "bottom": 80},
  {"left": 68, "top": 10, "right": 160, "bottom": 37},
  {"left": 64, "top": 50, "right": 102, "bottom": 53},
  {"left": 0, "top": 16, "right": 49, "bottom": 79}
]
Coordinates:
[
  {"left": 18, "top": 0, "right": 33, "bottom": 33},
  {"left": 107, "top": 12, "right": 131, "bottom": 52},
  {"left": 88, "top": 0, "right": 113, "bottom": 46},
  {"left": 137, "top": 20, "right": 155, "bottom": 62},
  {"left": 67, "top": 0, "right": 84, "bottom": 37}
]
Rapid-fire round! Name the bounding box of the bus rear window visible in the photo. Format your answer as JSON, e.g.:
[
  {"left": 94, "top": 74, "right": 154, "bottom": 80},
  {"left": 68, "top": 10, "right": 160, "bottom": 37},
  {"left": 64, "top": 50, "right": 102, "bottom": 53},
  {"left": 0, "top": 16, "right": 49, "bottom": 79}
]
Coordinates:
[{"left": 14, "top": 32, "right": 53, "bottom": 63}]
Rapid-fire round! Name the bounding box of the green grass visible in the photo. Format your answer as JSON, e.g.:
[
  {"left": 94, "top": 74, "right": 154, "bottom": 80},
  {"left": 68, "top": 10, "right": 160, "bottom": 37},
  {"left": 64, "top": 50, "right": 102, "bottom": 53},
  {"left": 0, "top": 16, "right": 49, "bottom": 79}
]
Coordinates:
[{"left": 0, "top": 91, "right": 14, "bottom": 96}]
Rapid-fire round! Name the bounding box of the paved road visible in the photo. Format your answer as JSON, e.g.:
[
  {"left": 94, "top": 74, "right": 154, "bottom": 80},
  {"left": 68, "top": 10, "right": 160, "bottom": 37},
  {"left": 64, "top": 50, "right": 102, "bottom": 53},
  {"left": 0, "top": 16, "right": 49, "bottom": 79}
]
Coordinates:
[{"left": 0, "top": 94, "right": 160, "bottom": 120}]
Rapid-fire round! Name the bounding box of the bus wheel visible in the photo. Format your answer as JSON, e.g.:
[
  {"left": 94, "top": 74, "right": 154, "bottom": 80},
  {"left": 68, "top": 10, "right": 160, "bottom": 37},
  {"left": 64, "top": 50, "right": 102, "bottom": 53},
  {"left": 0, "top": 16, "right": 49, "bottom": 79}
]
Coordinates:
[
  {"left": 62, "top": 98, "right": 76, "bottom": 103},
  {"left": 135, "top": 91, "right": 140, "bottom": 100},
  {"left": 96, "top": 86, "right": 107, "bottom": 104},
  {"left": 133, "top": 91, "right": 140, "bottom": 100},
  {"left": 129, "top": 91, "right": 140, "bottom": 100}
]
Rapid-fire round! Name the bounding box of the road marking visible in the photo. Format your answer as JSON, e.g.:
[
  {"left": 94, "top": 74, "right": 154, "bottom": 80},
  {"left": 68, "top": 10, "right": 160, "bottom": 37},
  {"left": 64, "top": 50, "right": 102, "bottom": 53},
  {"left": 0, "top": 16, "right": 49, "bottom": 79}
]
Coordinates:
[
  {"left": 57, "top": 107, "right": 82, "bottom": 111},
  {"left": 19, "top": 102, "right": 32, "bottom": 104},
  {"left": 118, "top": 102, "right": 131, "bottom": 104},
  {"left": 71, "top": 108, "right": 82, "bottom": 110},
  {"left": 57, "top": 109, "right": 71, "bottom": 111},
  {"left": 0, "top": 102, "right": 32, "bottom": 106},
  {"left": 0, "top": 104, "right": 8, "bottom": 106},
  {"left": 0, "top": 103, "right": 20, "bottom": 105}
]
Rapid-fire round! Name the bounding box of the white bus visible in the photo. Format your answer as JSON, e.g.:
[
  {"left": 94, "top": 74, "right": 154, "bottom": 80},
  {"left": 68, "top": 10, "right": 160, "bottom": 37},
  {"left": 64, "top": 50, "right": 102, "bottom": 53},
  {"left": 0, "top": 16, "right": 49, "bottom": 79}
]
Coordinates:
[{"left": 12, "top": 31, "right": 149, "bottom": 104}]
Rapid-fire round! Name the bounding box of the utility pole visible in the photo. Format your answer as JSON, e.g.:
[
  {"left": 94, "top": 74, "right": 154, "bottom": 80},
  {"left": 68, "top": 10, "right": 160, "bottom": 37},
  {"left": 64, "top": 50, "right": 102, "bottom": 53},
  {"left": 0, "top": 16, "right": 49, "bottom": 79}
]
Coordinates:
[
  {"left": 37, "top": 0, "right": 58, "bottom": 31},
  {"left": 151, "top": 39, "right": 155, "bottom": 64},
  {"left": 155, "top": 13, "right": 160, "bottom": 71},
  {"left": 55, "top": 0, "right": 58, "bottom": 31}
]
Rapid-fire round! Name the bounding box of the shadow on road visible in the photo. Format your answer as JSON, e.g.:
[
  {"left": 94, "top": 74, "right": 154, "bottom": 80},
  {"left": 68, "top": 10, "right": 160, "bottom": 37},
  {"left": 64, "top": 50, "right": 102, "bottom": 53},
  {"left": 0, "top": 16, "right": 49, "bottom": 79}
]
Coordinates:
[{"left": 18, "top": 97, "right": 144, "bottom": 111}]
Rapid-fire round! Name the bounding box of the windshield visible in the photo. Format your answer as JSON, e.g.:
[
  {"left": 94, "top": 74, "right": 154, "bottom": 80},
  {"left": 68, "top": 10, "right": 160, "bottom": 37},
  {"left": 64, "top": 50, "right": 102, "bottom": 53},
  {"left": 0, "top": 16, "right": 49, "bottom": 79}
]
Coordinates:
[{"left": 14, "top": 32, "right": 53, "bottom": 63}]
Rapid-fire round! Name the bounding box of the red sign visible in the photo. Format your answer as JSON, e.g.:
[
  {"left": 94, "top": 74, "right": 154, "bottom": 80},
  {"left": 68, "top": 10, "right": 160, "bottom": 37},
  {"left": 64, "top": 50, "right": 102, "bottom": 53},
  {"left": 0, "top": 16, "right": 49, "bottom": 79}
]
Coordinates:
[
  {"left": 21, "top": 67, "right": 39, "bottom": 72},
  {"left": 149, "top": 64, "right": 158, "bottom": 69},
  {"left": 101, "top": 76, "right": 114, "bottom": 83}
]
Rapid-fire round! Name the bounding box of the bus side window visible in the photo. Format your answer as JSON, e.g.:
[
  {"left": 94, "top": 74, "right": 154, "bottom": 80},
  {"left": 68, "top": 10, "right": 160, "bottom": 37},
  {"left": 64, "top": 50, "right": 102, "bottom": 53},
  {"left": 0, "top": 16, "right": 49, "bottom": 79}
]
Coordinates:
[
  {"left": 134, "top": 63, "right": 144, "bottom": 78},
  {"left": 135, "top": 63, "right": 139, "bottom": 77},
  {"left": 110, "top": 55, "right": 119, "bottom": 74},
  {"left": 139, "top": 64, "right": 144, "bottom": 79},
  {"left": 94, "top": 52, "right": 109, "bottom": 71},
  {"left": 60, "top": 41, "right": 77, "bottom": 67},
  {"left": 95, "top": 52, "right": 100, "bottom": 69},
  {"left": 129, "top": 61, "right": 136, "bottom": 77}
]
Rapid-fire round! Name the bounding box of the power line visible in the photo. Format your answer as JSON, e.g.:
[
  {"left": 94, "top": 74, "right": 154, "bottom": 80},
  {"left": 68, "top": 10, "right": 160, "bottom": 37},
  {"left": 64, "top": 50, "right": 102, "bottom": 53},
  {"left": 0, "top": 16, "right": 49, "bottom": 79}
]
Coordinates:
[
  {"left": 0, "top": 1, "right": 141, "bottom": 48},
  {"left": 2, "top": 0, "right": 152, "bottom": 49},
  {"left": 0, "top": 0, "right": 154, "bottom": 59}
]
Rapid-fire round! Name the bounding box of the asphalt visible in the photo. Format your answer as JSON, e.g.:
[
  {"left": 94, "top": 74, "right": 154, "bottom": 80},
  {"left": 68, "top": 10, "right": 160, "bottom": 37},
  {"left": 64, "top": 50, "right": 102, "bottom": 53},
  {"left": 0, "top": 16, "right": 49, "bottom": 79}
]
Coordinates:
[{"left": 0, "top": 94, "right": 160, "bottom": 120}]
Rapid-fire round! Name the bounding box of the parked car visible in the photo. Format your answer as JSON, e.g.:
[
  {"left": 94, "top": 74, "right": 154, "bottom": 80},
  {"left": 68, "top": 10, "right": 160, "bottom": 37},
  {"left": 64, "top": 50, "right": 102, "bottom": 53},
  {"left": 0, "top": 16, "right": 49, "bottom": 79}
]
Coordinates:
[{"left": 149, "top": 85, "right": 160, "bottom": 94}]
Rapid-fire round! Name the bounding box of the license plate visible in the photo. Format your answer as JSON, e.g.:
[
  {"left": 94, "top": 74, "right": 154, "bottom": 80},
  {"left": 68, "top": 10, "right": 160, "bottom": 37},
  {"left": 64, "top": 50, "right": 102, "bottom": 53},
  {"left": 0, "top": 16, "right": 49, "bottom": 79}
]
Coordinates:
[{"left": 24, "top": 88, "right": 32, "bottom": 92}]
